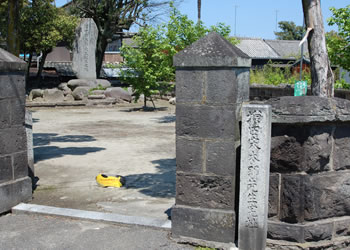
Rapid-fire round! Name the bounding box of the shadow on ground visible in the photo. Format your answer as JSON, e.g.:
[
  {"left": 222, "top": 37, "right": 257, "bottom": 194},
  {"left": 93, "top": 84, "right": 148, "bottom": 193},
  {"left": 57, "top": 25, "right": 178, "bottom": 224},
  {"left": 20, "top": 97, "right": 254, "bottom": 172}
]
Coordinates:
[
  {"left": 153, "top": 115, "right": 176, "bottom": 123},
  {"left": 34, "top": 133, "right": 96, "bottom": 146},
  {"left": 33, "top": 133, "right": 105, "bottom": 163},
  {"left": 34, "top": 146, "right": 105, "bottom": 163},
  {"left": 119, "top": 107, "right": 169, "bottom": 112},
  {"left": 124, "top": 158, "right": 176, "bottom": 198}
]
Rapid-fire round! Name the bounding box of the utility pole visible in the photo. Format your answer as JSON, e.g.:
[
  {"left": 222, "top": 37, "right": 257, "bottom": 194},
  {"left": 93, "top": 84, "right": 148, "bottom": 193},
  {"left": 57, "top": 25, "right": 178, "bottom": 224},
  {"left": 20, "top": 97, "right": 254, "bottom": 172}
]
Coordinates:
[{"left": 234, "top": 5, "right": 238, "bottom": 36}]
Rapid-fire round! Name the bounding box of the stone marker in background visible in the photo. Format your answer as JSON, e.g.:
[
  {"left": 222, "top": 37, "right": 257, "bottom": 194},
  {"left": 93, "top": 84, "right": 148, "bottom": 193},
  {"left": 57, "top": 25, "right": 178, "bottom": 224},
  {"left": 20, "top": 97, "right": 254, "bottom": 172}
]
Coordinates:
[
  {"left": 25, "top": 111, "right": 34, "bottom": 177},
  {"left": 72, "top": 18, "right": 98, "bottom": 79},
  {"left": 238, "top": 104, "right": 271, "bottom": 250}
]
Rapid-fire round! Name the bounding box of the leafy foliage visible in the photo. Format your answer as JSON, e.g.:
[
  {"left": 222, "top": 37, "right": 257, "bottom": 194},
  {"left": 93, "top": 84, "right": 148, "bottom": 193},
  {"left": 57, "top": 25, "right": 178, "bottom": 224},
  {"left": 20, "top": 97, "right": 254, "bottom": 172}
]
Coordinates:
[
  {"left": 121, "top": 3, "right": 238, "bottom": 107},
  {"left": 250, "top": 61, "right": 311, "bottom": 86},
  {"left": 20, "top": 0, "right": 78, "bottom": 77},
  {"left": 274, "top": 21, "right": 304, "bottom": 40},
  {"left": 327, "top": 5, "right": 350, "bottom": 71}
]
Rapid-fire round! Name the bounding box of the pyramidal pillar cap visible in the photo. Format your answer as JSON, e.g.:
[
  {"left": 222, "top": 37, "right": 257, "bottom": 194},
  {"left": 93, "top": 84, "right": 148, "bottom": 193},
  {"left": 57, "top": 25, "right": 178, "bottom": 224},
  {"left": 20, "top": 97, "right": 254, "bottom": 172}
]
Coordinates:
[
  {"left": 173, "top": 32, "right": 251, "bottom": 68},
  {"left": 0, "top": 48, "right": 26, "bottom": 72}
]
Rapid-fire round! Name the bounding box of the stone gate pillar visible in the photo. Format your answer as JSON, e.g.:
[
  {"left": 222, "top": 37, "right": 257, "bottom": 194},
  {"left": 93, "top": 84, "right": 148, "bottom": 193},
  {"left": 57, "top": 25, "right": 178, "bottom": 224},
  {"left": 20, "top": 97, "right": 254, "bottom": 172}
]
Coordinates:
[
  {"left": 172, "top": 32, "right": 251, "bottom": 245},
  {"left": 0, "top": 48, "right": 32, "bottom": 213}
]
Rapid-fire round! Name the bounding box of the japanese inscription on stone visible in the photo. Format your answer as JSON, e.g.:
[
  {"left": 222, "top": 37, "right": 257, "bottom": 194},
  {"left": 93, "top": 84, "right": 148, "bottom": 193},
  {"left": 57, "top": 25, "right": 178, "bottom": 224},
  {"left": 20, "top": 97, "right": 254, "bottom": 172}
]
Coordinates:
[
  {"left": 72, "top": 18, "right": 98, "bottom": 79},
  {"left": 238, "top": 104, "right": 272, "bottom": 250}
]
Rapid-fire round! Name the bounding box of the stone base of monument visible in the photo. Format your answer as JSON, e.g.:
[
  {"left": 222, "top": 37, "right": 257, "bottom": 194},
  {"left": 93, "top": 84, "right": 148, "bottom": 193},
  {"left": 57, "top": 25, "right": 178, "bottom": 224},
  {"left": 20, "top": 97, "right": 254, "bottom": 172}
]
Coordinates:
[
  {"left": 0, "top": 177, "right": 32, "bottom": 213},
  {"left": 264, "top": 96, "right": 350, "bottom": 248}
]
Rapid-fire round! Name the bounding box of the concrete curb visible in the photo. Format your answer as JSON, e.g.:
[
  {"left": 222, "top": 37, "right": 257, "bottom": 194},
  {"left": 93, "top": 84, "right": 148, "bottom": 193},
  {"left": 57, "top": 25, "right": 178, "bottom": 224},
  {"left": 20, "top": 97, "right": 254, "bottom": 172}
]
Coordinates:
[{"left": 12, "top": 203, "right": 171, "bottom": 229}]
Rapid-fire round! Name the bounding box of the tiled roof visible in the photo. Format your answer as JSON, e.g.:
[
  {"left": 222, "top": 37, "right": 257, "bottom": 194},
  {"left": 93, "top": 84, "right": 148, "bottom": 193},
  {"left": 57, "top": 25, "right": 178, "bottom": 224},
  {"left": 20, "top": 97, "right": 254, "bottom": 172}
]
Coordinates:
[
  {"left": 265, "top": 39, "right": 309, "bottom": 59},
  {"left": 235, "top": 37, "right": 308, "bottom": 60},
  {"left": 236, "top": 38, "right": 280, "bottom": 59}
]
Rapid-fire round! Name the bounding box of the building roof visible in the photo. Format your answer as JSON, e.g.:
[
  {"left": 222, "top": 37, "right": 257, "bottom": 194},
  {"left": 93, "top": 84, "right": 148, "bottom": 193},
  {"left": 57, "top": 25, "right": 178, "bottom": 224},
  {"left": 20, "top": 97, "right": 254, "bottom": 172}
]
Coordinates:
[
  {"left": 236, "top": 38, "right": 279, "bottom": 59},
  {"left": 235, "top": 37, "right": 309, "bottom": 60},
  {"left": 265, "top": 39, "right": 309, "bottom": 59}
]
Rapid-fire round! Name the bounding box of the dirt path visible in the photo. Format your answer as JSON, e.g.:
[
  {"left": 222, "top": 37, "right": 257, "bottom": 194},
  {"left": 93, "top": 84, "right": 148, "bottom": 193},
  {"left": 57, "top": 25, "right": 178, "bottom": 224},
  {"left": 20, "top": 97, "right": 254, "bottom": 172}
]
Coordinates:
[{"left": 29, "top": 100, "right": 176, "bottom": 220}]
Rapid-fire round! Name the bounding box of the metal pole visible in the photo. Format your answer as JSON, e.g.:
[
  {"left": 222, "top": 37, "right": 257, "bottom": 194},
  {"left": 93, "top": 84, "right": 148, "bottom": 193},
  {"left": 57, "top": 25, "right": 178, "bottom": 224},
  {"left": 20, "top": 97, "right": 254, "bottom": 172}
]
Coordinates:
[
  {"left": 234, "top": 5, "right": 238, "bottom": 36},
  {"left": 300, "top": 19, "right": 305, "bottom": 81}
]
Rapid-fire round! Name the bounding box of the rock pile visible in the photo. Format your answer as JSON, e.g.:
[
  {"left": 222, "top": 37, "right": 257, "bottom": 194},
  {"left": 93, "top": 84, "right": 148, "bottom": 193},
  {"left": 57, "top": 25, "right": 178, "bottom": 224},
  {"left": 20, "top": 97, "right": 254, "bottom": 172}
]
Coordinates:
[{"left": 28, "top": 79, "right": 132, "bottom": 105}]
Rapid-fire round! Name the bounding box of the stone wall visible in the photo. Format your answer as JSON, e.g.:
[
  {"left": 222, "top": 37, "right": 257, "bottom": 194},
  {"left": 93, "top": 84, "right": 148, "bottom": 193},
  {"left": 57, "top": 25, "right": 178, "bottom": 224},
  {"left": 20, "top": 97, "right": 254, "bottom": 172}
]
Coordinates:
[
  {"left": 265, "top": 96, "right": 350, "bottom": 246},
  {"left": 250, "top": 83, "right": 350, "bottom": 101},
  {"left": 0, "top": 48, "right": 32, "bottom": 213}
]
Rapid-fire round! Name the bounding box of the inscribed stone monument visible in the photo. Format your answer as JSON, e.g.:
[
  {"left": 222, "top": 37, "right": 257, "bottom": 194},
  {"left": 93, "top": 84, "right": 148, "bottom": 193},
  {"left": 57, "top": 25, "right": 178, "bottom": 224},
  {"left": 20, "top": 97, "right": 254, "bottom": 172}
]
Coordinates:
[
  {"left": 72, "top": 18, "right": 98, "bottom": 79},
  {"left": 238, "top": 104, "right": 271, "bottom": 250}
]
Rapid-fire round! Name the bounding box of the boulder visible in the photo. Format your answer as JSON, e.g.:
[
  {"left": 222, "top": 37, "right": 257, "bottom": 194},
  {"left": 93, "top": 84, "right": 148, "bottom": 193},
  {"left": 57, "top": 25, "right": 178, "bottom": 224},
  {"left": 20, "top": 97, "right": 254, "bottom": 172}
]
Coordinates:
[
  {"left": 72, "top": 86, "right": 90, "bottom": 100},
  {"left": 43, "top": 88, "right": 64, "bottom": 103},
  {"left": 62, "top": 86, "right": 72, "bottom": 96},
  {"left": 64, "top": 94, "right": 75, "bottom": 102},
  {"left": 29, "top": 89, "right": 44, "bottom": 101},
  {"left": 104, "top": 87, "right": 132, "bottom": 103},
  {"left": 58, "top": 82, "right": 68, "bottom": 90},
  {"left": 169, "top": 97, "right": 176, "bottom": 105},
  {"left": 90, "top": 90, "right": 105, "bottom": 95},
  {"left": 88, "top": 94, "right": 106, "bottom": 100},
  {"left": 67, "top": 79, "right": 111, "bottom": 90}
]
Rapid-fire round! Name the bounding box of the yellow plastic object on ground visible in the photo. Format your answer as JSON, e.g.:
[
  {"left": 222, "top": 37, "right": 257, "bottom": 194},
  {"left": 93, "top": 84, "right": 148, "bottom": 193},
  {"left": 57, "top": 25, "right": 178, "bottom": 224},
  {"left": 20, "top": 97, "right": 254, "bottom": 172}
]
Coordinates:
[{"left": 96, "top": 174, "right": 125, "bottom": 188}]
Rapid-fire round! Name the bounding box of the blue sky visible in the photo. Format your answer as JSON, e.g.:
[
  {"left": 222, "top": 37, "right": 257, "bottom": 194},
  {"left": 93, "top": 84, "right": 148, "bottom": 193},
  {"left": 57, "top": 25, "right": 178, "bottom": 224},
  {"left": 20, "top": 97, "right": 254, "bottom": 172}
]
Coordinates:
[{"left": 56, "top": 0, "right": 349, "bottom": 39}]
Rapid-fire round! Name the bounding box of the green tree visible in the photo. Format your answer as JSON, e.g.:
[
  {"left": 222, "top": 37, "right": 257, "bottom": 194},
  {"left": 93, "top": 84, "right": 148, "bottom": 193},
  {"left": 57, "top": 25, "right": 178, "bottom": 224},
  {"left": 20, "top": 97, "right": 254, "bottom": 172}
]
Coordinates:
[
  {"left": 121, "top": 3, "right": 237, "bottom": 108},
  {"left": 274, "top": 21, "right": 304, "bottom": 40},
  {"left": 327, "top": 5, "right": 350, "bottom": 71},
  {"left": 70, "top": 0, "right": 179, "bottom": 78},
  {"left": 21, "top": 0, "right": 78, "bottom": 78}
]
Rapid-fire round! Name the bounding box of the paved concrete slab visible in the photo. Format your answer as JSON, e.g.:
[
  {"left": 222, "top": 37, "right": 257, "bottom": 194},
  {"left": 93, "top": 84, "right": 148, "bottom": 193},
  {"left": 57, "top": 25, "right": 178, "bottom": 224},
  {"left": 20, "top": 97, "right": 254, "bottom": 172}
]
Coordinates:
[
  {"left": 29, "top": 100, "right": 176, "bottom": 221},
  {"left": 13, "top": 203, "right": 171, "bottom": 229},
  {"left": 0, "top": 213, "right": 192, "bottom": 250}
]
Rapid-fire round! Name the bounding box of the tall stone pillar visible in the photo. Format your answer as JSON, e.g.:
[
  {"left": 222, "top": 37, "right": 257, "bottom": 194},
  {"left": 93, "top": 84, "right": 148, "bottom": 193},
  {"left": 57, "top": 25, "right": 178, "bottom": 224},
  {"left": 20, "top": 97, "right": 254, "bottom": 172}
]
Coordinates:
[
  {"left": 172, "top": 32, "right": 251, "bottom": 245},
  {"left": 0, "top": 48, "right": 32, "bottom": 213}
]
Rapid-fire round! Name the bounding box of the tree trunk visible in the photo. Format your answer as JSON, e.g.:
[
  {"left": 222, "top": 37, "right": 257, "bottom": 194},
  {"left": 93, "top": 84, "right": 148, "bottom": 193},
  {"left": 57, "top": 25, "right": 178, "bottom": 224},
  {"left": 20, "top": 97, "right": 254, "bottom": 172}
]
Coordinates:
[
  {"left": 7, "top": 0, "right": 20, "bottom": 56},
  {"left": 36, "top": 51, "right": 48, "bottom": 79},
  {"left": 197, "top": 0, "right": 201, "bottom": 23},
  {"left": 95, "top": 34, "right": 108, "bottom": 78},
  {"left": 302, "top": 0, "right": 334, "bottom": 97}
]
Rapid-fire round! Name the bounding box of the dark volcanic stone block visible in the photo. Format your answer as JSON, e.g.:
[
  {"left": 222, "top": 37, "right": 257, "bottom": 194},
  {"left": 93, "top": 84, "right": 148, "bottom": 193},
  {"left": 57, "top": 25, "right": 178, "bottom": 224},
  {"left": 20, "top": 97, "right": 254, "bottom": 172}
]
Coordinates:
[
  {"left": 176, "top": 173, "right": 234, "bottom": 209},
  {"left": 0, "top": 99, "right": 10, "bottom": 129},
  {"left": 304, "top": 171, "right": 350, "bottom": 221},
  {"left": 268, "top": 173, "right": 280, "bottom": 218},
  {"left": 304, "top": 222, "right": 333, "bottom": 242},
  {"left": 176, "top": 70, "right": 205, "bottom": 104},
  {"left": 206, "top": 69, "right": 237, "bottom": 104},
  {"left": 267, "top": 221, "right": 304, "bottom": 242},
  {"left": 271, "top": 125, "right": 332, "bottom": 173},
  {"left": 334, "top": 217, "right": 350, "bottom": 237},
  {"left": 172, "top": 205, "right": 235, "bottom": 243},
  {"left": 176, "top": 137, "right": 203, "bottom": 173},
  {"left": 9, "top": 98, "right": 25, "bottom": 126},
  {"left": 0, "top": 177, "right": 32, "bottom": 214},
  {"left": 280, "top": 171, "right": 350, "bottom": 223},
  {"left": 0, "top": 156, "right": 12, "bottom": 184},
  {"left": 280, "top": 174, "right": 308, "bottom": 223},
  {"left": 176, "top": 104, "right": 236, "bottom": 139},
  {"left": 13, "top": 152, "right": 28, "bottom": 179},
  {"left": 0, "top": 127, "right": 27, "bottom": 155},
  {"left": 266, "top": 96, "right": 336, "bottom": 123},
  {"left": 206, "top": 140, "right": 235, "bottom": 176},
  {"left": 270, "top": 134, "right": 304, "bottom": 173},
  {"left": 334, "top": 126, "right": 350, "bottom": 171},
  {"left": 0, "top": 73, "right": 26, "bottom": 99}
]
